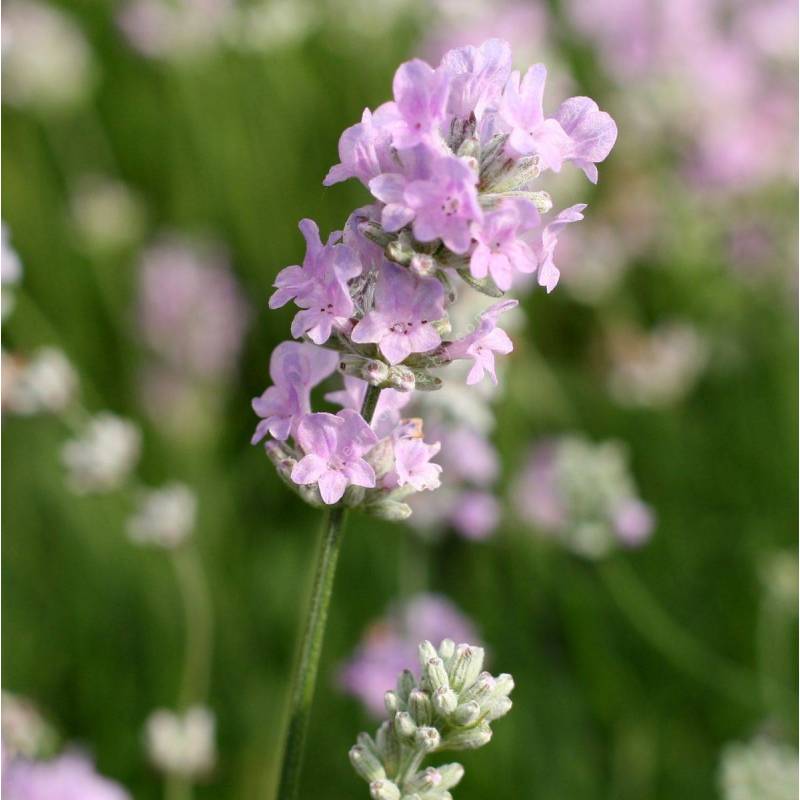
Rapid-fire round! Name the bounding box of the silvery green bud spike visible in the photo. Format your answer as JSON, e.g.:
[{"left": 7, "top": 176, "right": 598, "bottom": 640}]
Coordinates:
[
  {"left": 397, "top": 669, "right": 416, "bottom": 701},
  {"left": 424, "top": 657, "right": 450, "bottom": 692},
  {"left": 384, "top": 691, "right": 400, "bottom": 716},
  {"left": 370, "top": 779, "right": 401, "bottom": 800},
  {"left": 405, "top": 767, "right": 442, "bottom": 794},
  {"left": 395, "top": 711, "right": 417, "bottom": 740},
  {"left": 432, "top": 687, "right": 458, "bottom": 716},
  {"left": 436, "top": 763, "right": 465, "bottom": 790},
  {"left": 448, "top": 645, "right": 484, "bottom": 692},
  {"left": 441, "top": 723, "right": 492, "bottom": 751},
  {"left": 350, "top": 745, "right": 387, "bottom": 782},
  {"left": 414, "top": 726, "right": 441, "bottom": 752},
  {"left": 408, "top": 688, "right": 432, "bottom": 726},
  {"left": 451, "top": 701, "right": 481, "bottom": 727}
]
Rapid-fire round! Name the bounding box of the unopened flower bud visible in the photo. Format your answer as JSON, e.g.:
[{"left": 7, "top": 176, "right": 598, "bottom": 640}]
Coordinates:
[
  {"left": 376, "top": 721, "right": 400, "bottom": 774},
  {"left": 409, "top": 253, "right": 437, "bottom": 277},
  {"left": 442, "top": 722, "right": 492, "bottom": 751},
  {"left": 386, "top": 239, "right": 413, "bottom": 266},
  {"left": 492, "top": 673, "right": 515, "bottom": 698},
  {"left": 460, "top": 672, "right": 496, "bottom": 705},
  {"left": 360, "top": 221, "right": 395, "bottom": 247},
  {"left": 414, "top": 726, "right": 441, "bottom": 752},
  {"left": 437, "top": 763, "right": 465, "bottom": 790},
  {"left": 484, "top": 696, "right": 513, "bottom": 721},
  {"left": 448, "top": 644, "right": 485, "bottom": 692},
  {"left": 365, "top": 497, "right": 413, "bottom": 521},
  {"left": 397, "top": 669, "right": 416, "bottom": 702},
  {"left": 412, "top": 371, "right": 443, "bottom": 392},
  {"left": 405, "top": 766, "right": 442, "bottom": 794},
  {"left": 387, "top": 365, "right": 415, "bottom": 392},
  {"left": 438, "top": 639, "right": 456, "bottom": 662},
  {"left": 369, "top": 779, "right": 401, "bottom": 800},
  {"left": 451, "top": 701, "right": 481, "bottom": 726},
  {"left": 384, "top": 691, "right": 400, "bottom": 716},
  {"left": 432, "top": 687, "right": 458, "bottom": 716},
  {"left": 408, "top": 689, "right": 432, "bottom": 726},
  {"left": 395, "top": 711, "right": 416, "bottom": 740},
  {"left": 457, "top": 136, "right": 481, "bottom": 161},
  {"left": 350, "top": 745, "right": 386, "bottom": 782},
  {"left": 431, "top": 317, "right": 452, "bottom": 336},
  {"left": 457, "top": 268, "right": 504, "bottom": 298},
  {"left": 424, "top": 657, "right": 450, "bottom": 692},
  {"left": 418, "top": 640, "right": 438, "bottom": 664}
]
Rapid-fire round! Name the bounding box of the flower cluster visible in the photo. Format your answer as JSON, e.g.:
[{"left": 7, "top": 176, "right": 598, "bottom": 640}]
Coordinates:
[
  {"left": 126, "top": 483, "right": 197, "bottom": 548},
  {"left": 513, "top": 436, "right": 654, "bottom": 558},
  {"left": 339, "top": 594, "right": 479, "bottom": 717},
  {"left": 349, "top": 638, "right": 513, "bottom": 800},
  {"left": 254, "top": 39, "right": 615, "bottom": 514}
]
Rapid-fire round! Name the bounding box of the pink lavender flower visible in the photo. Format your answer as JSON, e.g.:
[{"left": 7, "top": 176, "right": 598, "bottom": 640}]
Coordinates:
[
  {"left": 532, "top": 204, "right": 586, "bottom": 293},
  {"left": 443, "top": 300, "right": 517, "bottom": 384},
  {"left": 251, "top": 341, "right": 338, "bottom": 443},
  {"left": 323, "top": 109, "right": 395, "bottom": 188},
  {"left": 291, "top": 409, "right": 379, "bottom": 504},
  {"left": 392, "top": 438, "right": 442, "bottom": 491},
  {"left": 2, "top": 751, "right": 130, "bottom": 800},
  {"left": 381, "top": 59, "right": 450, "bottom": 148},
  {"left": 553, "top": 97, "right": 618, "bottom": 183},
  {"left": 500, "top": 65, "right": 572, "bottom": 170},
  {"left": 403, "top": 152, "right": 482, "bottom": 253},
  {"left": 469, "top": 199, "right": 539, "bottom": 290},
  {"left": 351, "top": 262, "right": 445, "bottom": 365},
  {"left": 338, "top": 594, "right": 480, "bottom": 716},
  {"left": 137, "top": 235, "right": 249, "bottom": 379},
  {"left": 270, "top": 219, "right": 361, "bottom": 345},
  {"left": 449, "top": 490, "right": 500, "bottom": 541}
]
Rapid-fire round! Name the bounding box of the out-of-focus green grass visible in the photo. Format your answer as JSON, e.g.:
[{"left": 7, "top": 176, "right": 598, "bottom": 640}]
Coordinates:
[{"left": 2, "top": 4, "right": 797, "bottom": 799}]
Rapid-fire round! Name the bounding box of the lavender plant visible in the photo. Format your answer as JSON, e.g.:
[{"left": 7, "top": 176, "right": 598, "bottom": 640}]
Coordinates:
[
  {"left": 250, "top": 38, "right": 616, "bottom": 799},
  {"left": 349, "top": 640, "right": 513, "bottom": 800}
]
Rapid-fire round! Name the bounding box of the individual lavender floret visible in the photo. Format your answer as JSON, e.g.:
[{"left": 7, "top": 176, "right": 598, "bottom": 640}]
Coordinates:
[
  {"left": 144, "top": 706, "right": 216, "bottom": 779},
  {"left": 126, "top": 483, "right": 197, "bottom": 548},
  {"left": 2, "top": 348, "right": 78, "bottom": 416},
  {"left": 339, "top": 594, "right": 479, "bottom": 717},
  {"left": 513, "top": 435, "right": 654, "bottom": 557},
  {"left": 351, "top": 262, "right": 445, "bottom": 365},
  {"left": 2, "top": 751, "right": 130, "bottom": 800},
  {"left": 348, "top": 639, "right": 513, "bottom": 799},
  {"left": 718, "top": 732, "right": 798, "bottom": 800}
]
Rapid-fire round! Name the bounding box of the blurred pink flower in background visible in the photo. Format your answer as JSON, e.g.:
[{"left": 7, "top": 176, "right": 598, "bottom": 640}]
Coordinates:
[{"left": 339, "top": 593, "right": 480, "bottom": 717}]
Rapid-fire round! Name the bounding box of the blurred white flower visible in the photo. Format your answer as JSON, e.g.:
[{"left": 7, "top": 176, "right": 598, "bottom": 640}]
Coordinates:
[
  {"left": 759, "top": 550, "right": 798, "bottom": 613},
  {"left": 70, "top": 176, "right": 146, "bottom": 253},
  {"left": 2, "top": 0, "right": 95, "bottom": 111},
  {"left": 61, "top": 413, "right": 141, "bottom": 494},
  {"left": 2, "top": 223, "right": 23, "bottom": 319},
  {"left": 2, "top": 347, "right": 78, "bottom": 415},
  {"left": 117, "top": 0, "right": 233, "bottom": 61},
  {"left": 144, "top": 706, "right": 216, "bottom": 778},
  {"left": 225, "top": 0, "right": 314, "bottom": 52},
  {"left": 719, "top": 733, "right": 798, "bottom": 800},
  {"left": 607, "top": 322, "right": 710, "bottom": 408},
  {"left": 1, "top": 692, "right": 57, "bottom": 760},
  {"left": 127, "top": 484, "right": 197, "bottom": 548}
]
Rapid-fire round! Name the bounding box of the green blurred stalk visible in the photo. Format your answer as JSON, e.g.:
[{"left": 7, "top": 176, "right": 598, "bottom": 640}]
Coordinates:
[{"left": 275, "top": 384, "right": 381, "bottom": 800}]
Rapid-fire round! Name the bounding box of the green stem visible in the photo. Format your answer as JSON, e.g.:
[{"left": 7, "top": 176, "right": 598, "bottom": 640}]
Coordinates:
[
  {"left": 274, "top": 384, "right": 381, "bottom": 800},
  {"left": 171, "top": 544, "right": 214, "bottom": 709}
]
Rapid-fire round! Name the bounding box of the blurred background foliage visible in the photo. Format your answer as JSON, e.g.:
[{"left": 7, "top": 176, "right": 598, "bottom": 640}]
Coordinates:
[{"left": 2, "top": 0, "right": 797, "bottom": 798}]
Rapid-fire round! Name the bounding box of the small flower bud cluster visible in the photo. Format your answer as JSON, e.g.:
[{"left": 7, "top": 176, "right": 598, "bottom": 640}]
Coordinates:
[
  {"left": 513, "top": 436, "right": 654, "bottom": 558},
  {"left": 2, "top": 347, "right": 78, "bottom": 416},
  {"left": 1, "top": 692, "right": 58, "bottom": 761},
  {"left": 253, "top": 39, "right": 615, "bottom": 514},
  {"left": 349, "top": 639, "right": 513, "bottom": 800}
]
